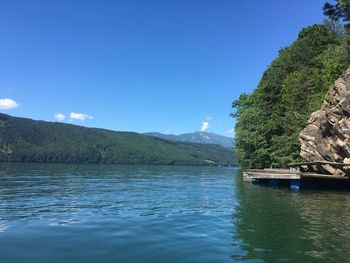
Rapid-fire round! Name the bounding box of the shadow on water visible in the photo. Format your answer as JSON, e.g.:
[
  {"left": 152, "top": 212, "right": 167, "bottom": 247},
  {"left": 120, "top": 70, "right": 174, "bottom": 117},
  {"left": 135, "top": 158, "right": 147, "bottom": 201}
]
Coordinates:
[{"left": 232, "top": 169, "right": 350, "bottom": 263}]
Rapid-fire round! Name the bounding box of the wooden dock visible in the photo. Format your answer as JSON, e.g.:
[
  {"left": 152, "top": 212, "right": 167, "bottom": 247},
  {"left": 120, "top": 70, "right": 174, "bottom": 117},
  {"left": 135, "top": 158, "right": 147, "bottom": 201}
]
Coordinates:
[
  {"left": 243, "top": 162, "right": 350, "bottom": 190},
  {"left": 244, "top": 169, "right": 300, "bottom": 180}
]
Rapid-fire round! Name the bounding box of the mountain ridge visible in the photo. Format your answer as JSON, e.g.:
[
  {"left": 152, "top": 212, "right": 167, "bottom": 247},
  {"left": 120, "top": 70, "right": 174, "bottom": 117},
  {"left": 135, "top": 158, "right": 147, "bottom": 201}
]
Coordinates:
[
  {"left": 145, "top": 131, "right": 234, "bottom": 148},
  {"left": 0, "top": 113, "right": 236, "bottom": 166}
]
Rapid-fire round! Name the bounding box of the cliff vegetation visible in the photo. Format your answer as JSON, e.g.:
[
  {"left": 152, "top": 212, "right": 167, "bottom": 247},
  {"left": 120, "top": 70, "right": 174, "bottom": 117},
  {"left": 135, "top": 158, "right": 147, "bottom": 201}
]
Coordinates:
[{"left": 231, "top": 0, "right": 350, "bottom": 168}]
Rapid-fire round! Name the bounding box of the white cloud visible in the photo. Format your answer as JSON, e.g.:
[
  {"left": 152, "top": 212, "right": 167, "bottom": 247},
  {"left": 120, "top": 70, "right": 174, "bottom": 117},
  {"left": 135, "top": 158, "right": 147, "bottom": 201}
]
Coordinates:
[
  {"left": 70, "top": 112, "right": 93, "bottom": 121},
  {"left": 200, "top": 121, "right": 209, "bottom": 132},
  {"left": 227, "top": 128, "right": 234, "bottom": 134},
  {"left": 54, "top": 113, "right": 66, "bottom": 121},
  {"left": 0, "top": 98, "right": 18, "bottom": 110},
  {"left": 165, "top": 129, "right": 172, "bottom": 134},
  {"left": 206, "top": 116, "right": 212, "bottom": 121}
]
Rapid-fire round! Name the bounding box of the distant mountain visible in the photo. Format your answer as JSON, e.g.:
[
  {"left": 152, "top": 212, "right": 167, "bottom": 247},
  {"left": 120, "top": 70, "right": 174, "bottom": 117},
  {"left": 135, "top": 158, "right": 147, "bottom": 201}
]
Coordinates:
[
  {"left": 0, "top": 114, "right": 236, "bottom": 166},
  {"left": 145, "top": 132, "right": 234, "bottom": 148}
]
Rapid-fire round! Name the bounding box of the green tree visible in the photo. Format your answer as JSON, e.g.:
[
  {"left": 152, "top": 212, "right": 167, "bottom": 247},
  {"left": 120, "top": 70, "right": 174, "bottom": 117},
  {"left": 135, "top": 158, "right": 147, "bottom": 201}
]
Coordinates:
[
  {"left": 0, "top": 113, "right": 237, "bottom": 166},
  {"left": 324, "top": 0, "right": 350, "bottom": 32},
  {"left": 231, "top": 23, "right": 350, "bottom": 168}
]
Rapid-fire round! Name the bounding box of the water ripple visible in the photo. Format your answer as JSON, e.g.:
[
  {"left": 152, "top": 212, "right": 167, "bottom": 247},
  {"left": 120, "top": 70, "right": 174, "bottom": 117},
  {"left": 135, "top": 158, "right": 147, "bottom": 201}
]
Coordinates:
[{"left": 1, "top": 164, "right": 350, "bottom": 263}]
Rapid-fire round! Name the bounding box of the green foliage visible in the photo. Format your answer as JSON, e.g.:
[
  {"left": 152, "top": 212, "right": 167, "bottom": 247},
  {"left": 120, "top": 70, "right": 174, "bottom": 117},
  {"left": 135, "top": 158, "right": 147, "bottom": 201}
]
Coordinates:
[
  {"left": 0, "top": 113, "right": 236, "bottom": 166},
  {"left": 323, "top": 0, "right": 350, "bottom": 32},
  {"left": 231, "top": 24, "right": 350, "bottom": 168}
]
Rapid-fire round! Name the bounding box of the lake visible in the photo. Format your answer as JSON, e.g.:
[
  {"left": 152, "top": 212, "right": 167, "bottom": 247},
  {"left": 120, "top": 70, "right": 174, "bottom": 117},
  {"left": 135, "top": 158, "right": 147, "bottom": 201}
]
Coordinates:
[{"left": 0, "top": 163, "right": 350, "bottom": 262}]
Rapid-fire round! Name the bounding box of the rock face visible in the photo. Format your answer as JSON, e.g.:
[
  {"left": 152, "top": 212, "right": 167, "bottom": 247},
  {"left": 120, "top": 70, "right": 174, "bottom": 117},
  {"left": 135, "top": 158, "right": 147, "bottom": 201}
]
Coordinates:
[{"left": 299, "top": 67, "right": 350, "bottom": 175}]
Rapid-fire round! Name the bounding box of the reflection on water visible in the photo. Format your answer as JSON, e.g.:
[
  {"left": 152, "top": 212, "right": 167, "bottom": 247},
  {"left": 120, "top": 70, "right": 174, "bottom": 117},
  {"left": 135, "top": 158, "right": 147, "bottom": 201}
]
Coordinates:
[
  {"left": 233, "top": 172, "right": 350, "bottom": 263},
  {"left": 1, "top": 163, "right": 350, "bottom": 262},
  {"left": 0, "top": 163, "right": 238, "bottom": 263},
  {"left": 0, "top": 164, "right": 236, "bottom": 223}
]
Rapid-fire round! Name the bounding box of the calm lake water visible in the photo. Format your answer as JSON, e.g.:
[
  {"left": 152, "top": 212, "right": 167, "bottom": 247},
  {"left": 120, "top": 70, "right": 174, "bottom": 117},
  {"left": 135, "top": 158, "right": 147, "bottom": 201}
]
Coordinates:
[{"left": 1, "top": 164, "right": 350, "bottom": 262}]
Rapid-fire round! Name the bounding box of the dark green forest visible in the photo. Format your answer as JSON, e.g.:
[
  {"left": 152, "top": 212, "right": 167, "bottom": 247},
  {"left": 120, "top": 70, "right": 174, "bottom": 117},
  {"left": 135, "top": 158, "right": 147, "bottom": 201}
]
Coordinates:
[
  {"left": 231, "top": 0, "right": 350, "bottom": 168},
  {"left": 0, "top": 113, "right": 236, "bottom": 166}
]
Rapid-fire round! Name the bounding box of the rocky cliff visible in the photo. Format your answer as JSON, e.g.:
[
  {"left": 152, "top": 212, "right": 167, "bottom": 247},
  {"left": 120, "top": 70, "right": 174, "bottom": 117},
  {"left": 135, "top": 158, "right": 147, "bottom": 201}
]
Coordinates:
[{"left": 299, "top": 67, "right": 350, "bottom": 175}]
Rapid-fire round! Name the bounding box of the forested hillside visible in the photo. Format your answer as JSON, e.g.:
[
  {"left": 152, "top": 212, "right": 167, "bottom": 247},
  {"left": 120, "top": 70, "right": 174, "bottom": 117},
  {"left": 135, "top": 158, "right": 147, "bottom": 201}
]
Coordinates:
[
  {"left": 231, "top": 1, "right": 350, "bottom": 168},
  {"left": 0, "top": 114, "right": 236, "bottom": 166},
  {"left": 145, "top": 132, "right": 234, "bottom": 148}
]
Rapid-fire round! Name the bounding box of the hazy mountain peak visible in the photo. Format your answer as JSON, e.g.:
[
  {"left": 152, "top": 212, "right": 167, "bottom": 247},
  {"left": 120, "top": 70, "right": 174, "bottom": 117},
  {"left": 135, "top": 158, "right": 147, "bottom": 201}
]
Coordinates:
[{"left": 145, "top": 131, "right": 234, "bottom": 148}]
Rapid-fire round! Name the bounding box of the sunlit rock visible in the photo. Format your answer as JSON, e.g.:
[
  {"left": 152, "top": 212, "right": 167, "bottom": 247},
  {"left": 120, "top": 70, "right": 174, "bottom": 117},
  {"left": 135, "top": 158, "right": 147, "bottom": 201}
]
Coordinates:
[{"left": 299, "top": 67, "right": 350, "bottom": 175}]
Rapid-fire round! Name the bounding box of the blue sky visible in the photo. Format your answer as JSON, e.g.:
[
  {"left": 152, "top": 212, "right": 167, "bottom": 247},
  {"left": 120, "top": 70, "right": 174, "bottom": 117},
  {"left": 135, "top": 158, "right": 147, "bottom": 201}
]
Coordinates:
[{"left": 0, "top": 0, "right": 326, "bottom": 136}]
